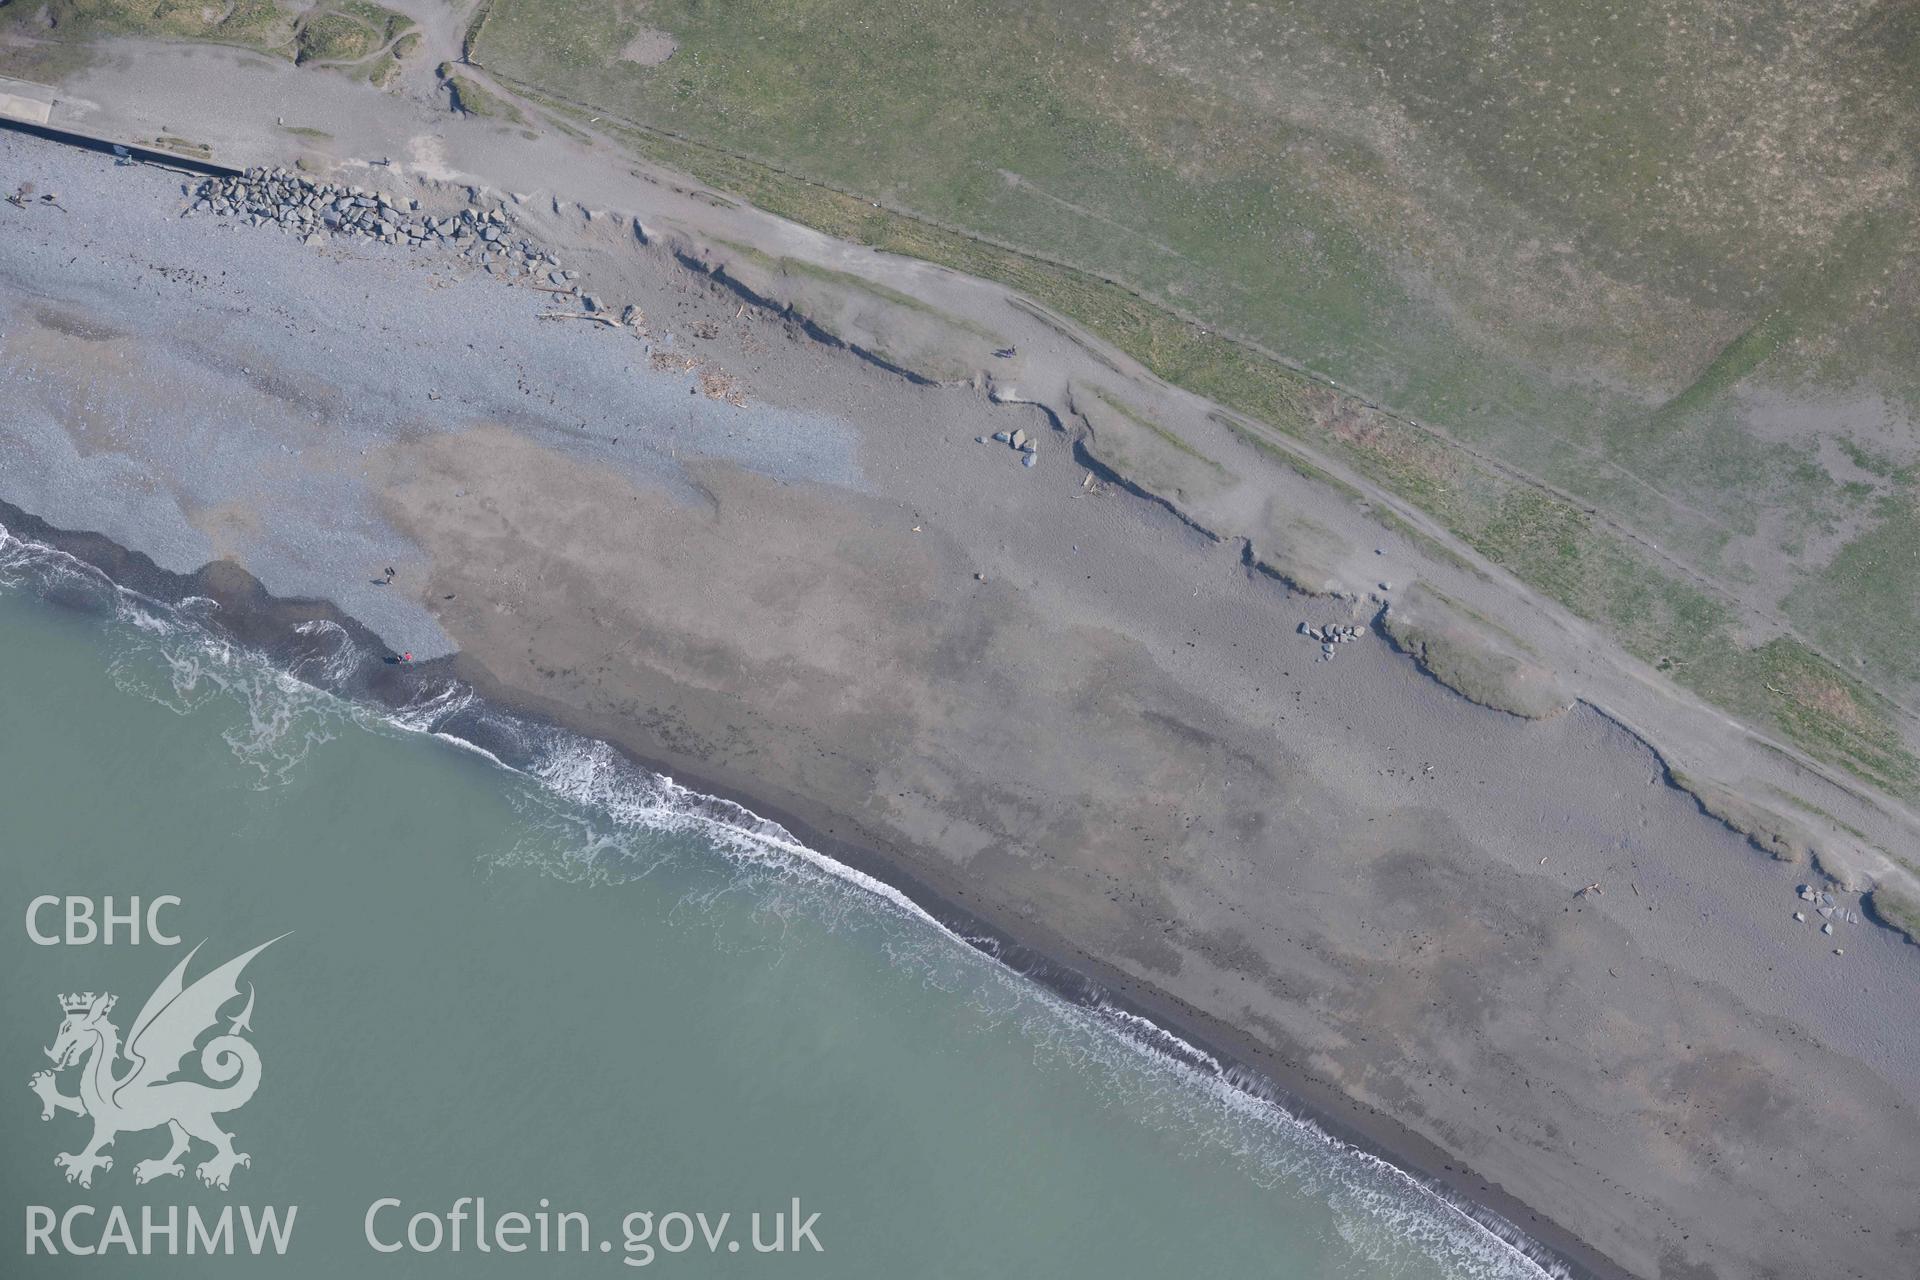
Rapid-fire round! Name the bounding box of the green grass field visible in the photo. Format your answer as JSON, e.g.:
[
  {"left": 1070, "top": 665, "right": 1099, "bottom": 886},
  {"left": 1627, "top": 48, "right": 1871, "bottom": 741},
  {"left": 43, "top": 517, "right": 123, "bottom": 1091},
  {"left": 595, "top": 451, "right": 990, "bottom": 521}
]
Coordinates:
[
  {"left": 3, "top": 0, "right": 1914, "bottom": 792},
  {"left": 0, "top": 0, "right": 415, "bottom": 77},
  {"left": 0, "top": 0, "right": 298, "bottom": 58},
  {"left": 470, "top": 0, "right": 1920, "bottom": 792}
]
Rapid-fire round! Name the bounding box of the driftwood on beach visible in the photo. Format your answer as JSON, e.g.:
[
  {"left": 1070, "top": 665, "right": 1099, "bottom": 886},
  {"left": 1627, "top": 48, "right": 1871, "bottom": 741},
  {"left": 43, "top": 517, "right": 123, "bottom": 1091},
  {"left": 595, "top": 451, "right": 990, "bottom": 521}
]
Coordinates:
[{"left": 536, "top": 310, "right": 623, "bottom": 328}]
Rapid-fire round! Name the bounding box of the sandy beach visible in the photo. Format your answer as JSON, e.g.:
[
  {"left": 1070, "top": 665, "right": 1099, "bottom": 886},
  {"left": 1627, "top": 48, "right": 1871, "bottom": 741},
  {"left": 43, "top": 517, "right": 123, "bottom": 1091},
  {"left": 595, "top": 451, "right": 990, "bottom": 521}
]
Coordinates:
[{"left": 3, "top": 105, "right": 1918, "bottom": 1280}]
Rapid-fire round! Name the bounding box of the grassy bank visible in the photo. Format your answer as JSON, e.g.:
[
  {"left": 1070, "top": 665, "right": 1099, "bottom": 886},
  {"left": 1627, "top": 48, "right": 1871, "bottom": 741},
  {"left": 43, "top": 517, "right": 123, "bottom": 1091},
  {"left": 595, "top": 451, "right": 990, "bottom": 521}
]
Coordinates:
[
  {"left": 0, "top": 0, "right": 416, "bottom": 81},
  {"left": 465, "top": 0, "right": 1920, "bottom": 792},
  {"left": 4, "top": 0, "right": 1913, "bottom": 794},
  {"left": 498, "top": 88, "right": 1915, "bottom": 795}
]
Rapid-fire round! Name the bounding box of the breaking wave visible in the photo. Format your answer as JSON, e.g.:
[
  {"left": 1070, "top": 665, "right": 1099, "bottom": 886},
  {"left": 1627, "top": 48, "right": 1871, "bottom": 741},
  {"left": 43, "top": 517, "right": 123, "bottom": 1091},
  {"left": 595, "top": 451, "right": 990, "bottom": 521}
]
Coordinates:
[
  {"left": 0, "top": 517, "right": 1567, "bottom": 1280},
  {"left": 0, "top": 526, "right": 342, "bottom": 786}
]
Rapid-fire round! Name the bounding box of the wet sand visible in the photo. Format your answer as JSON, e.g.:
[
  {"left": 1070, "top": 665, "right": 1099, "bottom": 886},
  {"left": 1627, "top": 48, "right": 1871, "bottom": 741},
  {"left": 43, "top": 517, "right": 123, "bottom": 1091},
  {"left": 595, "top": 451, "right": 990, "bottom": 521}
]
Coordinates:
[{"left": 3, "top": 126, "right": 1919, "bottom": 1280}]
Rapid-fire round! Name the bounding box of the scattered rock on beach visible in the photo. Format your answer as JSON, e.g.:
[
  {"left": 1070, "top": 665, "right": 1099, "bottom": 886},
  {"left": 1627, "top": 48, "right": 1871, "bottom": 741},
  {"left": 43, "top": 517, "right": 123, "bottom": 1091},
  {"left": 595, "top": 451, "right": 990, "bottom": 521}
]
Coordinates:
[
  {"left": 186, "top": 169, "right": 693, "bottom": 368},
  {"left": 1299, "top": 619, "right": 1366, "bottom": 662}
]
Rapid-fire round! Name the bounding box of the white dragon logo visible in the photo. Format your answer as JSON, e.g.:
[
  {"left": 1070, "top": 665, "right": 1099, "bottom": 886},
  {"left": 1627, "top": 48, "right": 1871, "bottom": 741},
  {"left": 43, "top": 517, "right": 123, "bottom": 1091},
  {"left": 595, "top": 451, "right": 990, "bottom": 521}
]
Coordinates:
[{"left": 28, "top": 937, "right": 284, "bottom": 1191}]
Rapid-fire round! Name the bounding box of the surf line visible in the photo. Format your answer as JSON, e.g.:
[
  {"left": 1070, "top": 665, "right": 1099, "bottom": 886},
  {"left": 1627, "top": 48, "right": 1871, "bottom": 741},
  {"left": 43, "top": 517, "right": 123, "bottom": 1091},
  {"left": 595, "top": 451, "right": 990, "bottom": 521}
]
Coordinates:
[
  {"left": 0, "top": 515, "right": 1572, "bottom": 1280},
  {"left": 380, "top": 687, "right": 1573, "bottom": 1280}
]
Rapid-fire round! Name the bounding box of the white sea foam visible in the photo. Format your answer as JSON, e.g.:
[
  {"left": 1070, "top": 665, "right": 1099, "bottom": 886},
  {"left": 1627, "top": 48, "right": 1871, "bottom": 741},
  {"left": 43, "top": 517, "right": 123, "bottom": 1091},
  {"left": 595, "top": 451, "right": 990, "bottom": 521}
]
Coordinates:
[
  {"left": 107, "top": 612, "right": 342, "bottom": 788},
  {"left": 428, "top": 714, "right": 1569, "bottom": 1278},
  {"left": 1, "top": 523, "right": 345, "bottom": 786},
  {"left": 0, "top": 516, "right": 1566, "bottom": 1280},
  {"left": 290, "top": 618, "right": 363, "bottom": 689},
  {"left": 0, "top": 523, "right": 118, "bottom": 609}
]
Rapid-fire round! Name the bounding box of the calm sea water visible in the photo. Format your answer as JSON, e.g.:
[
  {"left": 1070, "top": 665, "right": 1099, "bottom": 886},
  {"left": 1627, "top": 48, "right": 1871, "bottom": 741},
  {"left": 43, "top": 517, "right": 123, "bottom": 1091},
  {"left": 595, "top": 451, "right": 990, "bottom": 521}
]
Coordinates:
[{"left": 0, "top": 531, "right": 1556, "bottom": 1278}]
